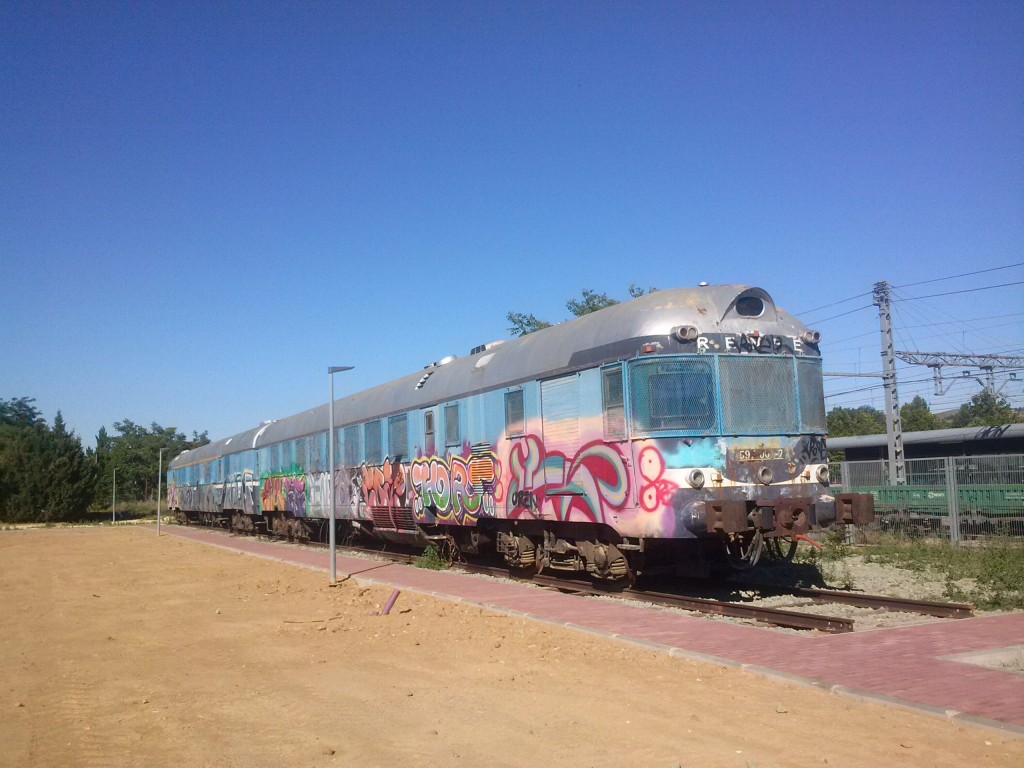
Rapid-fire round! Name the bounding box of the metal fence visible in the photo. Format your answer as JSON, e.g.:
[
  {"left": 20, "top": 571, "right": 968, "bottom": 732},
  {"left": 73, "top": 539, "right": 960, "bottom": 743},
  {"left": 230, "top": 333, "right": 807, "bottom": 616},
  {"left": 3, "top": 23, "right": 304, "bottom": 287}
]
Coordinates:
[{"left": 830, "top": 454, "right": 1024, "bottom": 542}]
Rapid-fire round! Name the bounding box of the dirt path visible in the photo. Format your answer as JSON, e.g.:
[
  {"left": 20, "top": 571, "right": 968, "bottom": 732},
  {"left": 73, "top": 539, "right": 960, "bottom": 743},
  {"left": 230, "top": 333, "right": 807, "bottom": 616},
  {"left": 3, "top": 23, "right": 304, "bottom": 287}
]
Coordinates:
[{"left": 1, "top": 527, "right": 1020, "bottom": 767}]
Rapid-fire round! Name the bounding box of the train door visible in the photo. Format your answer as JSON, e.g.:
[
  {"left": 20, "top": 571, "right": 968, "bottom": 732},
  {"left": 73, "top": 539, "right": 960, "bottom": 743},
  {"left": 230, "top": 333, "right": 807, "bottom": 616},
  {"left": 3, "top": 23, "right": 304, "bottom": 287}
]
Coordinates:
[
  {"left": 413, "top": 407, "right": 439, "bottom": 526},
  {"left": 422, "top": 408, "right": 437, "bottom": 456},
  {"left": 540, "top": 373, "right": 584, "bottom": 513}
]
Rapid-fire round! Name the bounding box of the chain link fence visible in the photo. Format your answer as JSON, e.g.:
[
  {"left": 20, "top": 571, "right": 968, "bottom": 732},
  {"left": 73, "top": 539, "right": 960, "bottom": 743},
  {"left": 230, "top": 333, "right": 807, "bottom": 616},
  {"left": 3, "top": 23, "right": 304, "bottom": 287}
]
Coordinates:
[{"left": 830, "top": 454, "right": 1024, "bottom": 542}]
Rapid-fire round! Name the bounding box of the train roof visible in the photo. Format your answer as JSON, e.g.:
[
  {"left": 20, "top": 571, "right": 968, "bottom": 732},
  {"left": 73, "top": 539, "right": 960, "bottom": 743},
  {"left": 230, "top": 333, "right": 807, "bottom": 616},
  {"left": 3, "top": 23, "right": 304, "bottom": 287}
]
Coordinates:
[
  {"left": 169, "top": 285, "right": 814, "bottom": 469},
  {"left": 827, "top": 424, "right": 1024, "bottom": 450}
]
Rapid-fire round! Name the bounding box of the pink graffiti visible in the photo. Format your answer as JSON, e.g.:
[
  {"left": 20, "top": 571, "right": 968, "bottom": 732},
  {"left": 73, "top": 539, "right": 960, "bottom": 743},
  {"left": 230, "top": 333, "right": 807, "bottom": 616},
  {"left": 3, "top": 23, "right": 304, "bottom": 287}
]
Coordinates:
[
  {"left": 362, "top": 458, "right": 408, "bottom": 509},
  {"left": 637, "top": 446, "right": 679, "bottom": 513},
  {"left": 506, "top": 436, "right": 629, "bottom": 523}
]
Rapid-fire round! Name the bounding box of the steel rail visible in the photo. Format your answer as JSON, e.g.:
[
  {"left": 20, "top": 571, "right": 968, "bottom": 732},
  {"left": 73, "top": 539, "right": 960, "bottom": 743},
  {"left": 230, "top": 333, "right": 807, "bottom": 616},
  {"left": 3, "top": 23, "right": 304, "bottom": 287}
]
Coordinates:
[
  {"left": 519, "top": 573, "right": 855, "bottom": 634},
  {"left": 784, "top": 587, "right": 975, "bottom": 618}
]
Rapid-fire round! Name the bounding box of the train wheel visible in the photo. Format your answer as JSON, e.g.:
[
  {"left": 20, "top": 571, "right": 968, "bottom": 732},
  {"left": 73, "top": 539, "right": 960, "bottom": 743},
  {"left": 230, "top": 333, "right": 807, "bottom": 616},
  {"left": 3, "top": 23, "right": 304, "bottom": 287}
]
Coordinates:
[
  {"left": 724, "top": 531, "right": 764, "bottom": 570},
  {"left": 766, "top": 536, "right": 798, "bottom": 561}
]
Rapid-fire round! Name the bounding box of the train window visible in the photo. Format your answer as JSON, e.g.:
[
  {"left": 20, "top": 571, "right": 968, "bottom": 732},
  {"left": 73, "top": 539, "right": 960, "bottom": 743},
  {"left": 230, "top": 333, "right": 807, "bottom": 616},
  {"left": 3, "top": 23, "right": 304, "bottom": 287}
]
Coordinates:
[
  {"left": 388, "top": 414, "right": 409, "bottom": 460},
  {"left": 504, "top": 390, "right": 524, "bottom": 436},
  {"left": 445, "top": 404, "right": 460, "bottom": 447},
  {"left": 315, "top": 433, "right": 328, "bottom": 473},
  {"left": 343, "top": 425, "right": 361, "bottom": 466},
  {"left": 630, "top": 359, "right": 717, "bottom": 435},
  {"left": 365, "top": 420, "right": 382, "bottom": 464},
  {"left": 424, "top": 411, "right": 436, "bottom": 454},
  {"left": 601, "top": 364, "right": 626, "bottom": 440},
  {"left": 797, "top": 358, "right": 827, "bottom": 433},
  {"left": 720, "top": 356, "right": 798, "bottom": 434},
  {"left": 736, "top": 295, "right": 765, "bottom": 317},
  {"left": 301, "top": 435, "right": 317, "bottom": 473}
]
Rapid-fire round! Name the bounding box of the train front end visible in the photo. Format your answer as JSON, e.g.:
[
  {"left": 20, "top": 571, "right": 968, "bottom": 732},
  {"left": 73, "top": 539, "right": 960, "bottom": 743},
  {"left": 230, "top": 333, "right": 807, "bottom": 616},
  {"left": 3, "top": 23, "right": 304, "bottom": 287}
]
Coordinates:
[{"left": 611, "top": 288, "right": 874, "bottom": 573}]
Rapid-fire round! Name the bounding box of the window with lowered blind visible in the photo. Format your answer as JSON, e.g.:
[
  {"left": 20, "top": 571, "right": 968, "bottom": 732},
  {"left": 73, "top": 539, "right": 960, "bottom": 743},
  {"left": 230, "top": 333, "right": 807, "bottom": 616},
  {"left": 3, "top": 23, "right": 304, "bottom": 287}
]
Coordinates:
[
  {"left": 424, "top": 411, "right": 436, "bottom": 454},
  {"left": 343, "top": 425, "right": 361, "bottom": 466},
  {"left": 388, "top": 414, "right": 408, "bottom": 459},
  {"left": 504, "top": 390, "right": 524, "bottom": 436},
  {"left": 541, "top": 374, "right": 579, "bottom": 451},
  {"left": 364, "top": 420, "right": 382, "bottom": 464},
  {"left": 602, "top": 364, "right": 626, "bottom": 440},
  {"left": 444, "top": 404, "right": 460, "bottom": 447}
]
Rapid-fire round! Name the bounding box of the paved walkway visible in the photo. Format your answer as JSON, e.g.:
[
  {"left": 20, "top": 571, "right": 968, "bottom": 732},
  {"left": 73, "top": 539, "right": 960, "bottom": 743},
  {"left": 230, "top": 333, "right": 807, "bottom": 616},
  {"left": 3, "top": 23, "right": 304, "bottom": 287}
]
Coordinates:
[{"left": 162, "top": 525, "right": 1024, "bottom": 735}]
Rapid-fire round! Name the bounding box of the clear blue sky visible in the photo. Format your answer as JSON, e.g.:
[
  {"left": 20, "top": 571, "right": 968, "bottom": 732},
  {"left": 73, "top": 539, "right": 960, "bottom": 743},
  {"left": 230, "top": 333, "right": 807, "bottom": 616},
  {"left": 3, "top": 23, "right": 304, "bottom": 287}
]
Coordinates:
[{"left": 2, "top": 1, "right": 1022, "bottom": 447}]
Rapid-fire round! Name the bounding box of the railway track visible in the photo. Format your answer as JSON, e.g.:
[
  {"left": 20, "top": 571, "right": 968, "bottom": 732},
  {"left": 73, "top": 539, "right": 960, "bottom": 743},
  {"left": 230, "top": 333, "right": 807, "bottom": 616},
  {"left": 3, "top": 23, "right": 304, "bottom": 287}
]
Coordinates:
[
  {"left": 225, "top": 527, "right": 975, "bottom": 634},
  {"left": 445, "top": 561, "right": 976, "bottom": 634}
]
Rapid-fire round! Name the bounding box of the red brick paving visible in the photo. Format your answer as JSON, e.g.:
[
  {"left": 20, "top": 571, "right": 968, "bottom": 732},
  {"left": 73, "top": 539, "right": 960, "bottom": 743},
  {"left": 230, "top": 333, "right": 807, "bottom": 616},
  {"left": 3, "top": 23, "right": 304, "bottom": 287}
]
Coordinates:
[{"left": 163, "top": 525, "right": 1024, "bottom": 733}]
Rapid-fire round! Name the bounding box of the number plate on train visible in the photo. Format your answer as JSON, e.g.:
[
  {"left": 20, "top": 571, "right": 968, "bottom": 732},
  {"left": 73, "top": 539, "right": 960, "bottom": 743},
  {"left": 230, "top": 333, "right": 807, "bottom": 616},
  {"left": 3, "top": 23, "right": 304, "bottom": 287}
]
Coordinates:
[{"left": 736, "top": 449, "right": 785, "bottom": 462}]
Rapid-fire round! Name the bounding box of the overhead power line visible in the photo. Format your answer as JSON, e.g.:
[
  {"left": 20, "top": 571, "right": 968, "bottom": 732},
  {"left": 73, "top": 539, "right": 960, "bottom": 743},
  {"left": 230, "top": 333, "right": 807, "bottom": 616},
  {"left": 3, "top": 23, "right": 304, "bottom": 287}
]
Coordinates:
[
  {"left": 894, "top": 261, "right": 1024, "bottom": 289},
  {"left": 896, "top": 280, "right": 1024, "bottom": 302},
  {"left": 806, "top": 303, "right": 875, "bottom": 324},
  {"left": 796, "top": 261, "right": 1023, "bottom": 317},
  {"left": 795, "top": 290, "right": 872, "bottom": 318}
]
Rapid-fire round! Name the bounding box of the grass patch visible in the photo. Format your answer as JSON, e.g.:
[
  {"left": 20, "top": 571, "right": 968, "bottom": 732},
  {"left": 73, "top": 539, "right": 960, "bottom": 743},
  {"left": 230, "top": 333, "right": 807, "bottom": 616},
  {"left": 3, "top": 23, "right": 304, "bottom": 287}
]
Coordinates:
[
  {"left": 864, "top": 536, "right": 1024, "bottom": 610},
  {"left": 82, "top": 500, "right": 160, "bottom": 524},
  {"left": 415, "top": 544, "right": 450, "bottom": 571}
]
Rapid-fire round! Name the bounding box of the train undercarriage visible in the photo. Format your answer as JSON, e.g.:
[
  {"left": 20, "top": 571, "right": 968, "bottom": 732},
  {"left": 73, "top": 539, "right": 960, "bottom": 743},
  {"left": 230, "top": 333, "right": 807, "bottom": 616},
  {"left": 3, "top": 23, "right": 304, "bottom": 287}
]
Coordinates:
[{"left": 173, "top": 491, "right": 873, "bottom": 581}]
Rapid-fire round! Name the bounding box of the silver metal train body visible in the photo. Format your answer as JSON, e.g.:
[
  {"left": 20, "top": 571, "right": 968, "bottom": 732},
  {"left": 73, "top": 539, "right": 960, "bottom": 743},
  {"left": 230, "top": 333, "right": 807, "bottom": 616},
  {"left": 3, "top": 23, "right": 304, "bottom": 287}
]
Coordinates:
[{"left": 168, "top": 285, "right": 873, "bottom": 578}]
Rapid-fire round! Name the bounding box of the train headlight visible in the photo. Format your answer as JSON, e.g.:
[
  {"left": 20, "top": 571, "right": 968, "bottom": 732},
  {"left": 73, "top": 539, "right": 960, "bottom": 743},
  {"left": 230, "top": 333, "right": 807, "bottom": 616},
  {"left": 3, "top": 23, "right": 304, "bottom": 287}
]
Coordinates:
[
  {"left": 757, "top": 466, "right": 774, "bottom": 485},
  {"left": 672, "top": 325, "right": 700, "bottom": 342},
  {"left": 688, "top": 469, "right": 705, "bottom": 489},
  {"left": 816, "top": 465, "right": 830, "bottom": 485}
]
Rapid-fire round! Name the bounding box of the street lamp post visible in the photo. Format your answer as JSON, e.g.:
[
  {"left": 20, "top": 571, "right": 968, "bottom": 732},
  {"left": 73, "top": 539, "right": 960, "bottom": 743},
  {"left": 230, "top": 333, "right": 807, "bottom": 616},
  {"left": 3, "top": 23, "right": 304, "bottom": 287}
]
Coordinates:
[
  {"left": 111, "top": 467, "right": 116, "bottom": 523},
  {"left": 327, "top": 365, "right": 354, "bottom": 584},
  {"left": 157, "top": 447, "right": 165, "bottom": 536}
]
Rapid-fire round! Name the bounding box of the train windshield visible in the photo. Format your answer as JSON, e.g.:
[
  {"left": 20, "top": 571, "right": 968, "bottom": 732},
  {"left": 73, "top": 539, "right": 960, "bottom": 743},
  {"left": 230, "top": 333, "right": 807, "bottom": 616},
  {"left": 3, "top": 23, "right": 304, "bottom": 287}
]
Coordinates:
[
  {"left": 796, "top": 358, "right": 827, "bottom": 432},
  {"left": 628, "top": 356, "right": 826, "bottom": 437},
  {"left": 719, "top": 356, "right": 798, "bottom": 433},
  {"left": 629, "top": 359, "right": 719, "bottom": 435}
]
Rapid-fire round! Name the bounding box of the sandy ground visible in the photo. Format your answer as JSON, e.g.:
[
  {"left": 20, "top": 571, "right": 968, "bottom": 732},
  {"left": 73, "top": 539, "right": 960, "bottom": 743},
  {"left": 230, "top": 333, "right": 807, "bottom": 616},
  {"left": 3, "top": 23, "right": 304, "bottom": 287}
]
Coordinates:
[{"left": 1, "top": 527, "right": 1021, "bottom": 768}]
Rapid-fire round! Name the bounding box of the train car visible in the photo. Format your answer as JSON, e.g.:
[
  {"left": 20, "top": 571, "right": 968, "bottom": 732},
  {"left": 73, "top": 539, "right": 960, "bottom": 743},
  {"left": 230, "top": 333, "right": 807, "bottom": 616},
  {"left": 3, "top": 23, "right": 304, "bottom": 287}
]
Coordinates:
[
  {"left": 168, "top": 285, "right": 873, "bottom": 579},
  {"left": 846, "top": 483, "right": 1024, "bottom": 535}
]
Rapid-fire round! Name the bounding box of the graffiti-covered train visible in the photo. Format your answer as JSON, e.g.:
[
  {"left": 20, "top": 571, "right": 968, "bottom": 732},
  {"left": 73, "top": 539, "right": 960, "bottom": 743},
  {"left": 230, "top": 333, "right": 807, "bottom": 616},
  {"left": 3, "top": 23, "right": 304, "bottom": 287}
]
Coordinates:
[{"left": 168, "top": 285, "right": 874, "bottom": 579}]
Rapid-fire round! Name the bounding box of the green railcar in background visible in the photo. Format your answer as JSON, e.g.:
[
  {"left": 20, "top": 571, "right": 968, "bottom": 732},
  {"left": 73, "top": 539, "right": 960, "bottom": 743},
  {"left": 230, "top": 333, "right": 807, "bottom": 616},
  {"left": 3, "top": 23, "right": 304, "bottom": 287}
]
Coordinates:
[{"left": 838, "top": 483, "right": 1024, "bottom": 535}]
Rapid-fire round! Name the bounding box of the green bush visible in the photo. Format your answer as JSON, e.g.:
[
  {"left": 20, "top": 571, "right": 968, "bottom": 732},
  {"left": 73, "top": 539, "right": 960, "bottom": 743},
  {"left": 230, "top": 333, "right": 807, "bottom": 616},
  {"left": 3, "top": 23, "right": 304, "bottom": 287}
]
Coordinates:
[{"left": 415, "top": 544, "right": 450, "bottom": 570}]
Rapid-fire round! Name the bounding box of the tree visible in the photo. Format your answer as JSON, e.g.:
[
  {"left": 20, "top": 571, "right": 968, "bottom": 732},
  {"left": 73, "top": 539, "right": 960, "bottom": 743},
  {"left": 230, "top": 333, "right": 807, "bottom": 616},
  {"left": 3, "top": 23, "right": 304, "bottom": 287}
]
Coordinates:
[
  {"left": 826, "top": 405, "right": 886, "bottom": 438},
  {"left": 0, "top": 396, "right": 44, "bottom": 428},
  {"left": 0, "top": 409, "right": 97, "bottom": 523},
  {"left": 505, "top": 312, "right": 552, "bottom": 337},
  {"left": 900, "top": 396, "right": 942, "bottom": 433},
  {"left": 949, "top": 390, "right": 1022, "bottom": 428},
  {"left": 628, "top": 283, "right": 656, "bottom": 298},
  {"left": 506, "top": 285, "right": 656, "bottom": 337},
  {"left": 94, "top": 420, "right": 209, "bottom": 504},
  {"left": 565, "top": 289, "right": 619, "bottom": 317}
]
